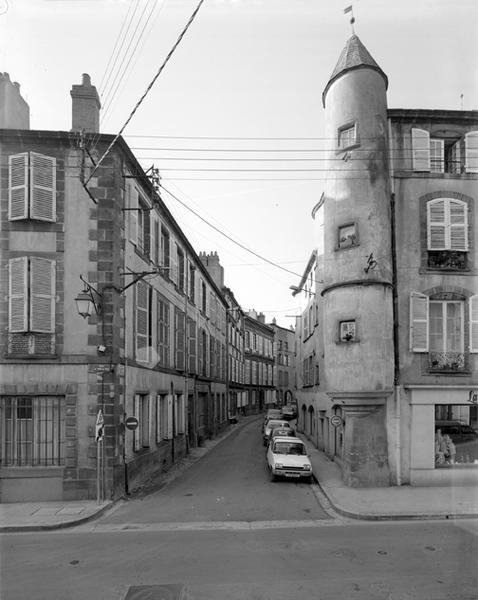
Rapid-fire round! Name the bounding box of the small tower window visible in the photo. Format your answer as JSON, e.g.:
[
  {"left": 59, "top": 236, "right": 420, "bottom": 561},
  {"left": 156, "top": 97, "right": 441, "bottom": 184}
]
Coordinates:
[
  {"left": 338, "top": 123, "right": 358, "bottom": 150},
  {"left": 339, "top": 320, "right": 356, "bottom": 342},
  {"left": 338, "top": 223, "right": 358, "bottom": 249}
]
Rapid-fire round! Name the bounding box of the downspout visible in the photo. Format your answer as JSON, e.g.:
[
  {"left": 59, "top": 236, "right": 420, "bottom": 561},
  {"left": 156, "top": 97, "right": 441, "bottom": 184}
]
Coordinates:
[{"left": 388, "top": 117, "right": 402, "bottom": 486}]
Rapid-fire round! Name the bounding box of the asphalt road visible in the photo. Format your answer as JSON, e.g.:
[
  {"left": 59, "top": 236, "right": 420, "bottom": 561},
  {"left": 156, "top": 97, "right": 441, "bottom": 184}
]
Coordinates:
[
  {"left": 2, "top": 418, "right": 478, "bottom": 600},
  {"left": 100, "top": 415, "right": 330, "bottom": 526}
]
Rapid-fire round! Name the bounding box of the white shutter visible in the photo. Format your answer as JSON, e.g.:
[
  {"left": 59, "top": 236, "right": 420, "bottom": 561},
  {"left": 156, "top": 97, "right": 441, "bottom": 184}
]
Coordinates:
[
  {"left": 30, "top": 258, "right": 55, "bottom": 333},
  {"left": 427, "top": 199, "right": 446, "bottom": 250},
  {"left": 470, "top": 295, "right": 478, "bottom": 353},
  {"left": 133, "top": 394, "right": 141, "bottom": 451},
  {"left": 8, "top": 153, "right": 28, "bottom": 220},
  {"left": 411, "top": 128, "right": 430, "bottom": 171},
  {"left": 135, "top": 281, "right": 149, "bottom": 362},
  {"left": 30, "top": 152, "right": 56, "bottom": 221},
  {"left": 151, "top": 216, "right": 158, "bottom": 264},
  {"left": 464, "top": 131, "right": 478, "bottom": 173},
  {"left": 410, "top": 292, "right": 429, "bottom": 352},
  {"left": 449, "top": 199, "right": 468, "bottom": 251},
  {"left": 165, "top": 394, "right": 173, "bottom": 439},
  {"left": 8, "top": 257, "right": 28, "bottom": 332},
  {"left": 169, "top": 239, "right": 178, "bottom": 284},
  {"left": 156, "top": 395, "right": 162, "bottom": 443},
  {"left": 129, "top": 187, "right": 138, "bottom": 243}
]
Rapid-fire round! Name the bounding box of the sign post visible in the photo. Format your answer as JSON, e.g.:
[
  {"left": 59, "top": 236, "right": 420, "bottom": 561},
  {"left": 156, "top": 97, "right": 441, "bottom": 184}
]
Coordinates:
[
  {"left": 331, "top": 415, "right": 343, "bottom": 428},
  {"left": 95, "top": 410, "right": 104, "bottom": 504}
]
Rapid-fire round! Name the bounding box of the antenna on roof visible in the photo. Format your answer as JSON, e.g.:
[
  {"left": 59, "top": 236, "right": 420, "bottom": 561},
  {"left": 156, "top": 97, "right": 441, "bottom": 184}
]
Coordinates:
[{"left": 344, "top": 4, "right": 355, "bottom": 34}]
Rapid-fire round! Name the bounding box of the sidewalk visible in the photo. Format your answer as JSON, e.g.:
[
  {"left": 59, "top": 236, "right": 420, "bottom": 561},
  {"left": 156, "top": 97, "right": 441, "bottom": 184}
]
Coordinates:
[
  {"left": 0, "top": 414, "right": 258, "bottom": 533},
  {"left": 298, "top": 432, "right": 478, "bottom": 520}
]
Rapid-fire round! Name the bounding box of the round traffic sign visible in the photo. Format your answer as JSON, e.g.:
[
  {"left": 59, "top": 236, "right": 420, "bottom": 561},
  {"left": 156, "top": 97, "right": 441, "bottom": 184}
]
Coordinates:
[
  {"left": 125, "top": 416, "right": 139, "bottom": 431},
  {"left": 331, "top": 415, "right": 343, "bottom": 428}
]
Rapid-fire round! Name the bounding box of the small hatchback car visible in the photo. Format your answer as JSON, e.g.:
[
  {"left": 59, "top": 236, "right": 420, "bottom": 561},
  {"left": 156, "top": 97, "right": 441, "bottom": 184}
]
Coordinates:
[
  {"left": 263, "top": 419, "right": 291, "bottom": 446},
  {"left": 267, "top": 437, "right": 313, "bottom": 482}
]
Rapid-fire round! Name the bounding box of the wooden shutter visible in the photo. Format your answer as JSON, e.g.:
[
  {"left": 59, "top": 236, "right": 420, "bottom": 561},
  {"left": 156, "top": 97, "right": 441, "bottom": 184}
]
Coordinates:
[
  {"left": 30, "top": 258, "right": 55, "bottom": 333},
  {"left": 133, "top": 394, "right": 141, "bottom": 451},
  {"left": 8, "top": 257, "right": 28, "bottom": 332},
  {"left": 470, "top": 295, "right": 478, "bottom": 353},
  {"left": 30, "top": 152, "right": 56, "bottom": 221},
  {"left": 464, "top": 131, "right": 478, "bottom": 173},
  {"left": 188, "top": 318, "right": 196, "bottom": 374},
  {"left": 8, "top": 153, "right": 29, "bottom": 220},
  {"left": 128, "top": 187, "right": 138, "bottom": 244},
  {"left": 427, "top": 199, "right": 446, "bottom": 250},
  {"left": 410, "top": 292, "right": 429, "bottom": 352},
  {"left": 411, "top": 128, "right": 430, "bottom": 171},
  {"left": 156, "top": 395, "right": 162, "bottom": 443},
  {"left": 175, "top": 308, "right": 185, "bottom": 371},
  {"left": 449, "top": 199, "right": 468, "bottom": 251},
  {"left": 169, "top": 239, "right": 178, "bottom": 284},
  {"left": 135, "top": 280, "right": 149, "bottom": 362},
  {"left": 165, "top": 394, "right": 173, "bottom": 439}
]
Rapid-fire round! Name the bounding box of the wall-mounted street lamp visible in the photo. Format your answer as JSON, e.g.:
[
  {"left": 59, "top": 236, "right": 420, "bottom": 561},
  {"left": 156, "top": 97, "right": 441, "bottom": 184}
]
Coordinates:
[{"left": 74, "top": 269, "right": 167, "bottom": 320}]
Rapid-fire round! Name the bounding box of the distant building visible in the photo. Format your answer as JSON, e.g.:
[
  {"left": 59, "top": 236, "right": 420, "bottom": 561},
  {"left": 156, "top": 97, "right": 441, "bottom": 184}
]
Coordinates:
[
  {"left": 244, "top": 311, "right": 275, "bottom": 412},
  {"left": 293, "top": 34, "right": 478, "bottom": 488},
  {"left": 269, "top": 319, "right": 295, "bottom": 407},
  {"left": 0, "top": 72, "right": 30, "bottom": 129}
]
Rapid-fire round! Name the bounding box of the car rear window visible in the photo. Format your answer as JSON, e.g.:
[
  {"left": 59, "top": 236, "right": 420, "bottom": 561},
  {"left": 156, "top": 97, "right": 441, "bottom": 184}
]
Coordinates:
[{"left": 273, "top": 442, "right": 306, "bottom": 455}]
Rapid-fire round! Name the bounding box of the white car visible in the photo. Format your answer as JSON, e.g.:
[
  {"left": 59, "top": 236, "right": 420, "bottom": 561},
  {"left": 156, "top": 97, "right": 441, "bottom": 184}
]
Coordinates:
[
  {"left": 267, "top": 437, "right": 313, "bottom": 482},
  {"left": 263, "top": 419, "right": 291, "bottom": 446}
]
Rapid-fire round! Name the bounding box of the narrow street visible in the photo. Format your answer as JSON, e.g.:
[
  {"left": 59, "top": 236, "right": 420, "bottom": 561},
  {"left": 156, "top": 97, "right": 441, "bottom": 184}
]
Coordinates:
[
  {"left": 2, "top": 418, "right": 478, "bottom": 600},
  {"left": 100, "top": 416, "right": 330, "bottom": 527}
]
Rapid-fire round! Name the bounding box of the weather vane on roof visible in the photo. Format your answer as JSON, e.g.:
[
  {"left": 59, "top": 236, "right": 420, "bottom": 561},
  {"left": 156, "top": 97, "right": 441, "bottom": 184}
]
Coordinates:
[{"left": 344, "top": 5, "right": 355, "bottom": 34}]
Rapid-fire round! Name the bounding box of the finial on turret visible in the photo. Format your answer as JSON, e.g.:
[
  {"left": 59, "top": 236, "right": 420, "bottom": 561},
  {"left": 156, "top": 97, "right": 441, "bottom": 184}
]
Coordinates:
[{"left": 344, "top": 4, "right": 355, "bottom": 35}]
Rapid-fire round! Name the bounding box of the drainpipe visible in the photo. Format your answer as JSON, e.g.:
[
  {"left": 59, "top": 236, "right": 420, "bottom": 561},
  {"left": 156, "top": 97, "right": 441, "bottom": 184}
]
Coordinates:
[{"left": 388, "top": 117, "right": 402, "bottom": 486}]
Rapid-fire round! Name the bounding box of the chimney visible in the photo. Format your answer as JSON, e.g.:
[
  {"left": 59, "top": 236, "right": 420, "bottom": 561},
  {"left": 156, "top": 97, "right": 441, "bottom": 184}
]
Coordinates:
[
  {"left": 70, "top": 73, "right": 100, "bottom": 133},
  {"left": 199, "top": 251, "right": 224, "bottom": 290},
  {"left": 0, "top": 72, "right": 30, "bottom": 129}
]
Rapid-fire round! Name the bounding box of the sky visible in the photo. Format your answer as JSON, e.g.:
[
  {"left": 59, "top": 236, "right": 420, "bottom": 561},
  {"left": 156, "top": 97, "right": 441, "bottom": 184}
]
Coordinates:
[{"left": 1, "top": 0, "right": 477, "bottom": 326}]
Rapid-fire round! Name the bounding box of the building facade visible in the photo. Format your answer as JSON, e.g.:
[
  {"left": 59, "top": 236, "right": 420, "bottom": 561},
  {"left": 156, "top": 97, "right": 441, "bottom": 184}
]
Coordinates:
[
  {"left": 0, "top": 75, "right": 229, "bottom": 502},
  {"left": 293, "top": 34, "right": 478, "bottom": 488},
  {"left": 244, "top": 311, "right": 275, "bottom": 413},
  {"left": 269, "top": 320, "right": 295, "bottom": 407}
]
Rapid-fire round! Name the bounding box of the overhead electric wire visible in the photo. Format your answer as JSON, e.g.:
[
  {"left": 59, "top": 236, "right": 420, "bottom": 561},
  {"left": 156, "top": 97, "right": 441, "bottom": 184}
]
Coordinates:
[
  {"left": 85, "top": 0, "right": 206, "bottom": 186},
  {"left": 161, "top": 183, "right": 303, "bottom": 279}
]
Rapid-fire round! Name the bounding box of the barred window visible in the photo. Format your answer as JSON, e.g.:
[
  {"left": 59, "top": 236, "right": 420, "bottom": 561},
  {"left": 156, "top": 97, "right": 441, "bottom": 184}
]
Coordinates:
[{"left": 0, "top": 396, "right": 65, "bottom": 466}]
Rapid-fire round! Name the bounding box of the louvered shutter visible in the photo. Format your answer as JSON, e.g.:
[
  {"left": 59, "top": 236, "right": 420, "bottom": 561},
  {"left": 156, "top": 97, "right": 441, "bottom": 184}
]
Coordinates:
[
  {"left": 156, "top": 395, "right": 162, "bottom": 443},
  {"left": 410, "top": 292, "right": 429, "bottom": 352},
  {"left": 8, "top": 153, "right": 29, "bottom": 220},
  {"left": 470, "top": 295, "right": 478, "bottom": 353},
  {"left": 165, "top": 394, "right": 173, "bottom": 439},
  {"left": 135, "top": 280, "right": 149, "bottom": 362},
  {"left": 427, "top": 199, "right": 446, "bottom": 250},
  {"left": 169, "top": 239, "right": 178, "bottom": 284},
  {"left": 30, "top": 258, "right": 55, "bottom": 332},
  {"left": 449, "top": 199, "right": 468, "bottom": 251},
  {"left": 8, "top": 257, "right": 28, "bottom": 332},
  {"left": 30, "top": 153, "right": 56, "bottom": 221},
  {"left": 129, "top": 187, "right": 138, "bottom": 243},
  {"left": 464, "top": 131, "right": 478, "bottom": 173},
  {"left": 133, "top": 394, "right": 141, "bottom": 451},
  {"left": 411, "top": 128, "right": 430, "bottom": 171},
  {"left": 175, "top": 308, "right": 185, "bottom": 371},
  {"left": 188, "top": 318, "right": 196, "bottom": 374}
]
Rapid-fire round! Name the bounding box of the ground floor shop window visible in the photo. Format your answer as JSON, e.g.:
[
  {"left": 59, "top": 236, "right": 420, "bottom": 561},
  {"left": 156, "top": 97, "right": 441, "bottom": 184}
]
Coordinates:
[
  {"left": 434, "top": 405, "right": 478, "bottom": 467},
  {"left": 0, "top": 396, "right": 65, "bottom": 466}
]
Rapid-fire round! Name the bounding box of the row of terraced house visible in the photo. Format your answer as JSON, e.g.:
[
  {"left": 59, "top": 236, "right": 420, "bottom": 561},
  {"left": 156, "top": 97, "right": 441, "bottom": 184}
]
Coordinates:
[{"left": 0, "top": 73, "right": 287, "bottom": 502}]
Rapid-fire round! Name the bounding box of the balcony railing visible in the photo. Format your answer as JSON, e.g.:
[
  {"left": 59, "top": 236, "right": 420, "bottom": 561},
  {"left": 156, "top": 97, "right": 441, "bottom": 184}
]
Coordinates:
[{"left": 429, "top": 351, "right": 466, "bottom": 372}]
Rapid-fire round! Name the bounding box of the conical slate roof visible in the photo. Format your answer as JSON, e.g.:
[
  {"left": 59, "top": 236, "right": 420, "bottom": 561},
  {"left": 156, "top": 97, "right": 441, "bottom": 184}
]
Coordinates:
[{"left": 322, "top": 35, "right": 388, "bottom": 106}]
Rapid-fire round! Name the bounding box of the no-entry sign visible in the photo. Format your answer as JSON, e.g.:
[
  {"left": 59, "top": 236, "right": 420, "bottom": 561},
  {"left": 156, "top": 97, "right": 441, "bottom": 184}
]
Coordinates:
[
  {"left": 125, "top": 416, "right": 139, "bottom": 431},
  {"left": 331, "top": 415, "right": 343, "bottom": 428}
]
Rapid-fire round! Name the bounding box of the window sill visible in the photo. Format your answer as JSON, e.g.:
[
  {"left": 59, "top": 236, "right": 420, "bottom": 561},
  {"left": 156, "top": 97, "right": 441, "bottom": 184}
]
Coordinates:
[
  {"left": 335, "top": 339, "right": 360, "bottom": 345},
  {"left": 427, "top": 369, "right": 471, "bottom": 376},
  {"left": 336, "top": 242, "right": 360, "bottom": 251},
  {"left": 0, "top": 466, "right": 64, "bottom": 477},
  {"left": 335, "top": 143, "right": 360, "bottom": 154},
  {"left": 4, "top": 353, "right": 58, "bottom": 359},
  {"left": 420, "top": 267, "right": 472, "bottom": 275}
]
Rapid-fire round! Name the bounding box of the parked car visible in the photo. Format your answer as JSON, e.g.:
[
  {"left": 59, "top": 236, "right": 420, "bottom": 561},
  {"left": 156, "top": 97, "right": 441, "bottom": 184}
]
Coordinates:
[
  {"left": 281, "top": 404, "right": 297, "bottom": 420},
  {"left": 266, "top": 427, "right": 296, "bottom": 448},
  {"left": 267, "top": 437, "right": 313, "bottom": 482},
  {"left": 263, "top": 408, "right": 282, "bottom": 424},
  {"left": 263, "top": 419, "right": 291, "bottom": 446}
]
